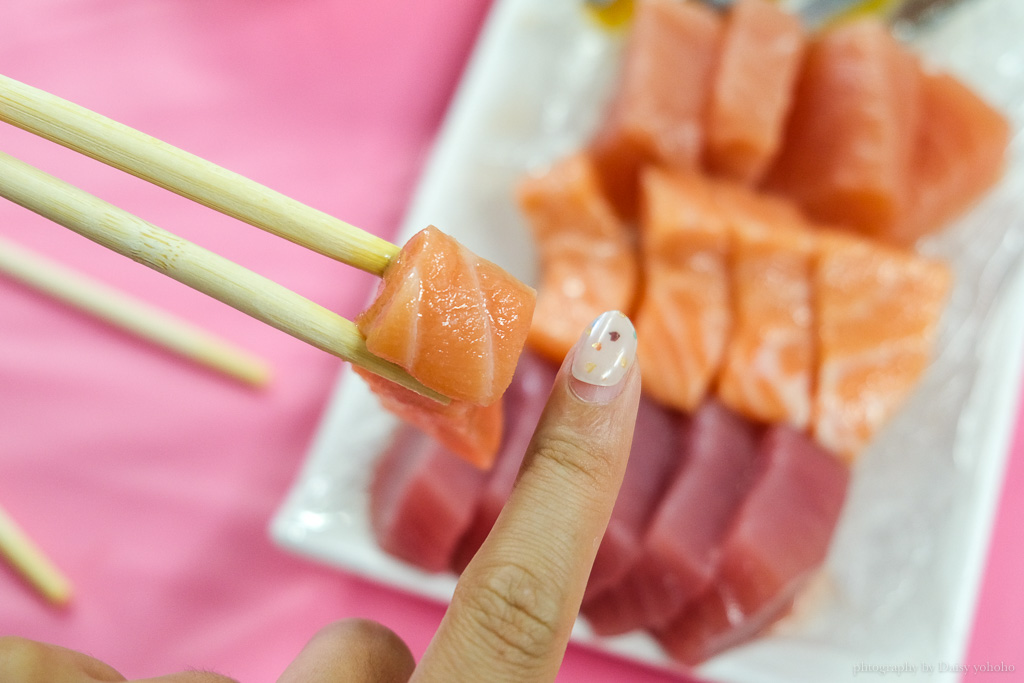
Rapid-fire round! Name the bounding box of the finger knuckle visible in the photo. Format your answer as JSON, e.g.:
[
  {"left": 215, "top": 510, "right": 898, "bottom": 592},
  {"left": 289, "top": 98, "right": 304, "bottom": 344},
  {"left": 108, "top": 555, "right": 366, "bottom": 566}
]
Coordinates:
[
  {"left": 533, "top": 429, "right": 612, "bottom": 493},
  {"left": 316, "top": 618, "right": 415, "bottom": 665},
  {"left": 459, "top": 562, "right": 563, "bottom": 669}
]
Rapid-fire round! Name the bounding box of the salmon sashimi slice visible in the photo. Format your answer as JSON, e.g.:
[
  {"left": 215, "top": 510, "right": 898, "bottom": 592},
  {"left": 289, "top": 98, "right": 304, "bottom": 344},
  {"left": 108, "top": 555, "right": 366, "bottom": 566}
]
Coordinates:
[
  {"left": 813, "top": 231, "right": 951, "bottom": 460},
  {"left": 714, "top": 183, "right": 816, "bottom": 428},
  {"left": 891, "top": 70, "right": 1011, "bottom": 246},
  {"left": 761, "top": 19, "right": 921, "bottom": 238},
  {"left": 634, "top": 168, "right": 731, "bottom": 412},
  {"left": 705, "top": 0, "right": 806, "bottom": 185},
  {"left": 357, "top": 225, "right": 536, "bottom": 406},
  {"left": 589, "top": 0, "right": 724, "bottom": 219},
  {"left": 518, "top": 153, "right": 638, "bottom": 363},
  {"left": 355, "top": 367, "right": 503, "bottom": 469}
]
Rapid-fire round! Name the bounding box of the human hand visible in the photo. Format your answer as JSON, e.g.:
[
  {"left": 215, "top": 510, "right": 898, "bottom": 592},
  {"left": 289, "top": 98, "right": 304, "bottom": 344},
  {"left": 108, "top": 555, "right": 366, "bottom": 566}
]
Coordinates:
[{"left": 2, "top": 311, "right": 641, "bottom": 683}]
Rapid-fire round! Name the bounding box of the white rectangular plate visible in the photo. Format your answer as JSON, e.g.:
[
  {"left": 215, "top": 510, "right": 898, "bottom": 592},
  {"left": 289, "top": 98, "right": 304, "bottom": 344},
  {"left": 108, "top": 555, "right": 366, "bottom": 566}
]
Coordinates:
[{"left": 271, "top": 1, "right": 1024, "bottom": 680}]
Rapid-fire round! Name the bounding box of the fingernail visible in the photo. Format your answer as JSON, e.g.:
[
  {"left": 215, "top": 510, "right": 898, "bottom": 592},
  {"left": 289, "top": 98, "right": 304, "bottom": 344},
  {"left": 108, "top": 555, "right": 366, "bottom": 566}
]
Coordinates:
[{"left": 570, "top": 310, "right": 637, "bottom": 402}]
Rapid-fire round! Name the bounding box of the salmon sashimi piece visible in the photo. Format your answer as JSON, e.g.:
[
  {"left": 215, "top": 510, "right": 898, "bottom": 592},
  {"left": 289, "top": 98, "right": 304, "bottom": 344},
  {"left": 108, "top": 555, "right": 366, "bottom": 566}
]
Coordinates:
[
  {"left": 355, "top": 367, "right": 503, "bottom": 469},
  {"left": 369, "top": 424, "right": 488, "bottom": 572},
  {"left": 891, "top": 70, "right": 1010, "bottom": 246},
  {"left": 714, "top": 183, "right": 816, "bottom": 428},
  {"left": 518, "top": 153, "right": 638, "bottom": 363},
  {"left": 357, "top": 225, "right": 536, "bottom": 406},
  {"left": 582, "top": 400, "right": 760, "bottom": 635},
  {"left": 813, "top": 231, "right": 951, "bottom": 460},
  {"left": 589, "top": 0, "right": 724, "bottom": 219},
  {"left": 634, "top": 169, "right": 731, "bottom": 412},
  {"left": 705, "top": 0, "right": 806, "bottom": 184},
  {"left": 656, "top": 425, "right": 850, "bottom": 665},
  {"left": 761, "top": 19, "right": 921, "bottom": 238}
]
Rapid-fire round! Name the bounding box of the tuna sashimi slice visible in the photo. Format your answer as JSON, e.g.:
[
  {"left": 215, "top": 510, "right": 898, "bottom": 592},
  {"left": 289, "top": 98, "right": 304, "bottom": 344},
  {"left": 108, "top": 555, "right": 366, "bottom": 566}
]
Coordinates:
[
  {"left": 518, "top": 153, "right": 638, "bottom": 363},
  {"left": 714, "top": 183, "right": 815, "bottom": 428},
  {"left": 705, "top": 0, "right": 806, "bottom": 184},
  {"left": 355, "top": 367, "right": 503, "bottom": 469},
  {"left": 761, "top": 18, "right": 921, "bottom": 238},
  {"left": 634, "top": 169, "right": 731, "bottom": 413},
  {"left": 656, "top": 425, "right": 850, "bottom": 665},
  {"left": 589, "top": 0, "right": 723, "bottom": 219},
  {"left": 584, "top": 396, "right": 684, "bottom": 602},
  {"left": 357, "top": 225, "right": 536, "bottom": 406},
  {"left": 450, "top": 352, "right": 558, "bottom": 573},
  {"left": 891, "top": 70, "right": 1010, "bottom": 245},
  {"left": 582, "top": 400, "right": 760, "bottom": 635},
  {"left": 369, "top": 424, "right": 488, "bottom": 573},
  {"left": 813, "top": 231, "right": 951, "bottom": 460},
  {"left": 655, "top": 578, "right": 797, "bottom": 666}
]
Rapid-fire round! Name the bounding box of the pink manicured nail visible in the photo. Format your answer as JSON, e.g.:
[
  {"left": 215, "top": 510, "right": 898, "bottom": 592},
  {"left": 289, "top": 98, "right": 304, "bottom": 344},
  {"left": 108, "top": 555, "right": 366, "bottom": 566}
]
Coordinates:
[{"left": 570, "top": 311, "right": 637, "bottom": 400}]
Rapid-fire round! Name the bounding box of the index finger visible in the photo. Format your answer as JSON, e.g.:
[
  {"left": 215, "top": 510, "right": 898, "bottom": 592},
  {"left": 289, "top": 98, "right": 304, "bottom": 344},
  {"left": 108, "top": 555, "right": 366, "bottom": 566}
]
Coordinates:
[{"left": 413, "top": 311, "right": 641, "bottom": 682}]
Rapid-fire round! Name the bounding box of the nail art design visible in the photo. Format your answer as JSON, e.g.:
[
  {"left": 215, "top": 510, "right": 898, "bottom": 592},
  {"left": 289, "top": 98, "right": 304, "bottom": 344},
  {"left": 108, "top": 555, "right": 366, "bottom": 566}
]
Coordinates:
[{"left": 571, "top": 310, "right": 637, "bottom": 387}]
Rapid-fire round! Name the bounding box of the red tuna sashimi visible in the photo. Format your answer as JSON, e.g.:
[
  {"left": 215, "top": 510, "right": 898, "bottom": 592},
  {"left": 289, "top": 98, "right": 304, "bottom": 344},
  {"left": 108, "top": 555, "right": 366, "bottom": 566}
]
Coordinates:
[
  {"left": 705, "top": 0, "right": 806, "bottom": 184},
  {"left": 584, "top": 396, "right": 684, "bottom": 601},
  {"left": 355, "top": 367, "right": 503, "bottom": 469},
  {"left": 761, "top": 19, "right": 921, "bottom": 238},
  {"left": 450, "top": 352, "right": 558, "bottom": 573},
  {"left": 634, "top": 169, "right": 731, "bottom": 412},
  {"left": 589, "top": 0, "right": 723, "bottom": 219},
  {"left": 713, "top": 183, "right": 815, "bottom": 428},
  {"left": 655, "top": 579, "right": 797, "bottom": 667},
  {"left": 891, "top": 70, "right": 1010, "bottom": 245},
  {"left": 369, "top": 424, "right": 488, "bottom": 572},
  {"left": 357, "top": 225, "right": 536, "bottom": 406},
  {"left": 656, "top": 425, "right": 850, "bottom": 665},
  {"left": 519, "top": 153, "right": 638, "bottom": 363},
  {"left": 582, "top": 400, "right": 760, "bottom": 635}
]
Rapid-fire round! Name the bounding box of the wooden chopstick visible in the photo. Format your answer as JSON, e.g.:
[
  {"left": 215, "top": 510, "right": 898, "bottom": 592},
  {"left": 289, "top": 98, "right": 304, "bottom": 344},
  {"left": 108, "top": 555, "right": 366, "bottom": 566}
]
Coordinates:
[
  {"left": 0, "top": 235, "right": 271, "bottom": 387},
  {"left": 0, "top": 150, "right": 447, "bottom": 402},
  {"left": 0, "top": 74, "right": 399, "bottom": 277},
  {"left": 0, "top": 502, "right": 73, "bottom": 606}
]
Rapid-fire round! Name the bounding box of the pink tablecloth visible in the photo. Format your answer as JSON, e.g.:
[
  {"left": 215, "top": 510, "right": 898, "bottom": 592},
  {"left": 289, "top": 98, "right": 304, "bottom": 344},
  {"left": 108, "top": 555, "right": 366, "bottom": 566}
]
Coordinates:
[{"left": 0, "top": 2, "right": 1020, "bottom": 681}]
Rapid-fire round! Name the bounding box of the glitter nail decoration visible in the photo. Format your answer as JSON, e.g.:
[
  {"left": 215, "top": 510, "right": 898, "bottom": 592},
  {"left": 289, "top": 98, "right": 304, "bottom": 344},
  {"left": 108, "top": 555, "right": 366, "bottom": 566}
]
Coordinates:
[{"left": 571, "top": 310, "right": 637, "bottom": 387}]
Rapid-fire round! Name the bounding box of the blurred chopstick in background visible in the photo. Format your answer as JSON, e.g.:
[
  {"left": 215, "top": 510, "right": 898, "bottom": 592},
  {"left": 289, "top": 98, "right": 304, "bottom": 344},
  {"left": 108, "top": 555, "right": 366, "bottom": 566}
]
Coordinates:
[
  {"left": 0, "top": 235, "right": 271, "bottom": 387},
  {"left": 0, "top": 502, "right": 73, "bottom": 606}
]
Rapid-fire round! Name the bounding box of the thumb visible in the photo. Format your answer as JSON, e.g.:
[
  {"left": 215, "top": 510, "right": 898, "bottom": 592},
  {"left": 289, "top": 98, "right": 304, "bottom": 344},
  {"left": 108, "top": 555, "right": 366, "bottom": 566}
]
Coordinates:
[{"left": 413, "top": 311, "right": 641, "bottom": 683}]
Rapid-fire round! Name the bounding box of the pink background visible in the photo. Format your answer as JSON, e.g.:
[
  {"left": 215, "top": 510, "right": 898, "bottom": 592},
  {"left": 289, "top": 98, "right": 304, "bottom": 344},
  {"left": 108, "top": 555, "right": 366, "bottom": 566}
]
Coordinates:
[{"left": 0, "top": 1, "right": 1020, "bottom": 681}]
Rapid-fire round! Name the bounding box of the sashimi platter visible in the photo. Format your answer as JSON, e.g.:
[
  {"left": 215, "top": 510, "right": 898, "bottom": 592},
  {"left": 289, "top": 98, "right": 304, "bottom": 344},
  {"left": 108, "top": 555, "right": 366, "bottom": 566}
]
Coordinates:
[{"left": 273, "top": 0, "right": 1024, "bottom": 680}]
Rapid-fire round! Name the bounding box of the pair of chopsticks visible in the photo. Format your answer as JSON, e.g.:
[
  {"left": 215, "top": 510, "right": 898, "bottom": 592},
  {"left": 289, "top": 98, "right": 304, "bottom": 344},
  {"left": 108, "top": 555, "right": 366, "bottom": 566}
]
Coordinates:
[{"left": 0, "top": 73, "right": 446, "bottom": 403}]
